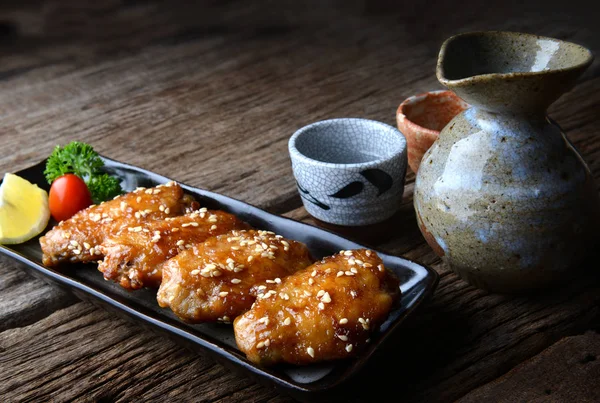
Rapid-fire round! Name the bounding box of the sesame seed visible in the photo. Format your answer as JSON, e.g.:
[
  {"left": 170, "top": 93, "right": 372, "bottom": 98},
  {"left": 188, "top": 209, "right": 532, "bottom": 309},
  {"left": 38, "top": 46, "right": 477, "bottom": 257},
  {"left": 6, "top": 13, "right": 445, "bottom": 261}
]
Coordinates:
[
  {"left": 172, "top": 228, "right": 180, "bottom": 232},
  {"left": 303, "top": 290, "right": 312, "bottom": 297},
  {"left": 307, "top": 347, "right": 315, "bottom": 358},
  {"left": 283, "top": 317, "right": 291, "bottom": 326},
  {"left": 363, "top": 263, "right": 373, "bottom": 268},
  {"left": 350, "top": 267, "right": 358, "bottom": 274},
  {"left": 199, "top": 207, "right": 208, "bottom": 213},
  {"left": 231, "top": 246, "right": 240, "bottom": 250},
  {"left": 317, "top": 290, "right": 325, "bottom": 297},
  {"left": 191, "top": 269, "right": 200, "bottom": 275},
  {"left": 264, "top": 339, "right": 271, "bottom": 347},
  {"left": 231, "top": 278, "right": 241, "bottom": 284},
  {"left": 247, "top": 256, "right": 253, "bottom": 262},
  {"left": 164, "top": 207, "right": 170, "bottom": 214},
  {"left": 210, "top": 225, "right": 217, "bottom": 231},
  {"left": 208, "top": 215, "right": 218, "bottom": 222},
  {"left": 350, "top": 290, "right": 357, "bottom": 297},
  {"left": 181, "top": 223, "right": 191, "bottom": 227},
  {"left": 321, "top": 292, "right": 332, "bottom": 303},
  {"left": 257, "top": 285, "right": 267, "bottom": 290},
  {"left": 378, "top": 264, "right": 385, "bottom": 272},
  {"left": 177, "top": 240, "right": 185, "bottom": 246},
  {"left": 279, "top": 292, "right": 290, "bottom": 300},
  {"left": 145, "top": 189, "right": 153, "bottom": 194},
  {"left": 205, "top": 263, "right": 216, "bottom": 270},
  {"left": 365, "top": 250, "right": 372, "bottom": 257},
  {"left": 346, "top": 344, "right": 353, "bottom": 352},
  {"left": 258, "top": 317, "right": 269, "bottom": 325},
  {"left": 73, "top": 249, "right": 81, "bottom": 255},
  {"left": 83, "top": 242, "right": 90, "bottom": 249},
  {"left": 348, "top": 258, "right": 356, "bottom": 265},
  {"left": 343, "top": 250, "right": 353, "bottom": 256},
  {"left": 318, "top": 302, "right": 325, "bottom": 310},
  {"left": 345, "top": 271, "right": 355, "bottom": 276},
  {"left": 281, "top": 240, "right": 289, "bottom": 247},
  {"left": 89, "top": 247, "right": 95, "bottom": 255},
  {"left": 120, "top": 201, "right": 127, "bottom": 211},
  {"left": 355, "top": 259, "right": 364, "bottom": 265},
  {"left": 153, "top": 189, "right": 161, "bottom": 194},
  {"left": 70, "top": 240, "right": 79, "bottom": 246},
  {"left": 190, "top": 222, "right": 199, "bottom": 227},
  {"left": 136, "top": 196, "right": 142, "bottom": 203},
  {"left": 311, "top": 270, "right": 317, "bottom": 277},
  {"left": 308, "top": 278, "right": 314, "bottom": 285},
  {"left": 274, "top": 278, "right": 281, "bottom": 284},
  {"left": 339, "top": 318, "right": 348, "bottom": 324},
  {"left": 212, "top": 270, "right": 222, "bottom": 277},
  {"left": 134, "top": 212, "right": 141, "bottom": 219},
  {"left": 337, "top": 335, "right": 348, "bottom": 341},
  {"left": 219, "top": 291, "right": 229, "bottom": 297},
  {"left": 256, "top": 341, "right": 265, "bottom": 349},
  {"left": 337, "top": 271, "right": 344, "bottom": 277},
  {"left": 325, "top": 268, "right": 332, "bottom": 274}
]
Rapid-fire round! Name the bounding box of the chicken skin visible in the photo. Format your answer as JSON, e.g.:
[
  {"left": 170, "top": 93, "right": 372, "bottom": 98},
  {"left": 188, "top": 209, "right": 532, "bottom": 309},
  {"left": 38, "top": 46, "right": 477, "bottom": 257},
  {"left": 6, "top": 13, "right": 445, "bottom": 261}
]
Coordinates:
[
  {"left": 233, "top": 249, "right": 400, "bottom": 366},
  {"left": 157, "top": 230, "right": 313, "bottom": 323},
  {"left": 40, "top": 182, "right": 197, "bottom": 267},
  {"left": 97, "top": 209, "right": 249, "bottom": 290}
]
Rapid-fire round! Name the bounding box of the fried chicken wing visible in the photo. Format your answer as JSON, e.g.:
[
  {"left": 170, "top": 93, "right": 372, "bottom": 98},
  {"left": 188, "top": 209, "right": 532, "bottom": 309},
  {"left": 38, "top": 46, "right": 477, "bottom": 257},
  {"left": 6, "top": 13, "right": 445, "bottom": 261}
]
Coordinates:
[
  {"left": 233, "top": 249, "right": 400, "bottom": 366},
  {"left": 157, "top": 230, "right": 313, "bottom": 323},
  {"left": 97, "top": 209, "right": 249, "bottom": 290},
  {"left": 40, "top": 182, "right": 197, "bottom": 267}
]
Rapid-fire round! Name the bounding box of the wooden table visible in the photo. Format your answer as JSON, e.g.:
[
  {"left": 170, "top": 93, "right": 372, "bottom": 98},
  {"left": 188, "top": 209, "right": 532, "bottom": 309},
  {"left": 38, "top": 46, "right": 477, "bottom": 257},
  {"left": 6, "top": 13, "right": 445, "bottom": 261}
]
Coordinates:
[{"left": 1, "top": 1, "right": 598, "bottom": 402}]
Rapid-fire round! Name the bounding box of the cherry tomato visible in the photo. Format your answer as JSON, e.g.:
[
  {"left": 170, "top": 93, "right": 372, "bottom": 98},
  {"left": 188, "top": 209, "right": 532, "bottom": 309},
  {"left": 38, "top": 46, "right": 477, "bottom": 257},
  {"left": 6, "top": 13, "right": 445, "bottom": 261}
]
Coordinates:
[{"left": 49, "top": 174, "right": 93, "bottom": 221}]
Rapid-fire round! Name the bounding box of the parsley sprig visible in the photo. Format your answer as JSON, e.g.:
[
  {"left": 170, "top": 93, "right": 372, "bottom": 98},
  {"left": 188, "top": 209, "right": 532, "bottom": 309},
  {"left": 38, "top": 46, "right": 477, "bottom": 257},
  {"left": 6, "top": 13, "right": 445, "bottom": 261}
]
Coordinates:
[{"left": 44, "top": 142, "right": 123, "bottom": 203}]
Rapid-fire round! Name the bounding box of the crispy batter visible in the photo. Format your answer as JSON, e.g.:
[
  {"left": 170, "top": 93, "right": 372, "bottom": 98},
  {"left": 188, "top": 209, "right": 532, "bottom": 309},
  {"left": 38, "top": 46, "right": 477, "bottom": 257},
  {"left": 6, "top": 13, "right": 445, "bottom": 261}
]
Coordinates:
[
  {"left": 233, "top": 249, "right": 400, "bottom": 366},
  {"left": 97, "top": 209, "right": 249, "bottom": 290},
  {"left": 157, "top": 230, "right": 313, "bottom": 323},
  {"left": 39, "top": 182, "right": 197, "bottom": 267}
]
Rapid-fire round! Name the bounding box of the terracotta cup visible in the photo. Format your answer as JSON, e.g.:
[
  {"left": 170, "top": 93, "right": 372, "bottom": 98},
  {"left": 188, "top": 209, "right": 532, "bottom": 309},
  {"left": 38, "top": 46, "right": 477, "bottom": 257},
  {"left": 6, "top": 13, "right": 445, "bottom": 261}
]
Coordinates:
[{"left": 396, "top": 90, "right": 468, "bottom": 173}]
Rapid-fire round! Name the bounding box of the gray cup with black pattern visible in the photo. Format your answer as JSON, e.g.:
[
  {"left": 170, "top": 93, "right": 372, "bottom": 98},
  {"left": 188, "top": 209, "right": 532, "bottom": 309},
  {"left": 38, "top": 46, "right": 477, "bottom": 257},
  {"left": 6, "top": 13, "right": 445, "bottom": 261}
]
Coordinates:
[{"left": 288, "top": 118, "right": 407, "bottom": 226}]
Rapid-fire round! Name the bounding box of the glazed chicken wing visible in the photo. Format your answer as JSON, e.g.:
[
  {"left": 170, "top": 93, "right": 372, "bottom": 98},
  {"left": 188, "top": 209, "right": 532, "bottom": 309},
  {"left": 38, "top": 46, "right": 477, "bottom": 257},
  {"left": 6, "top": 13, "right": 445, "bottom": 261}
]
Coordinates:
[
  {"left": 97, "top": 209, "right": 249, "bottom": 290},
  {"left": 157, "top": 230, "right": 313, "bottom": 323},
  {"left": 40, "top": 182, "right": 197, "bottom": 267},
  {"left": 233, "top": 249, "right": 400, "bottom": 366}
]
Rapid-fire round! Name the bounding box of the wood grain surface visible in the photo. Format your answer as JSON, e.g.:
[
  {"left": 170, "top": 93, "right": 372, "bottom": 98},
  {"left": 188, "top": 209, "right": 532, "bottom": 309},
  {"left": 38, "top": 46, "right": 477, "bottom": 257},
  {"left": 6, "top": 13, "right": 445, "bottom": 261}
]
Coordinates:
[{"left": 0, "top": 0, "right": 599, "bottom": 402}]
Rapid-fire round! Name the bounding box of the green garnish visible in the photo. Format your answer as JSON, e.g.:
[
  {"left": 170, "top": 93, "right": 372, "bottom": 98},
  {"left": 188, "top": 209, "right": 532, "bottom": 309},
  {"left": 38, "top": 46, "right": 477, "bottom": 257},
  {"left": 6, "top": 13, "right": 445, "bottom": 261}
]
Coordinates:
[{"left": 44, "top": 141, "right": 123, "bottom": 203}]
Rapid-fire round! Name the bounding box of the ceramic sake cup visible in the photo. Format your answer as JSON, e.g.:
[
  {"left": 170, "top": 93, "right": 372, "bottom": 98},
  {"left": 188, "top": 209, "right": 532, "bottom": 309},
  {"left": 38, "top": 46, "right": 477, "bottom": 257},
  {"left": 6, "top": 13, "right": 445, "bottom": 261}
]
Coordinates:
[
  {"left": 288, "top": 118, "right": 407, "bottom": 226},
  {"left": 396, "top": 90, "right": 469, "bottom": 173}
]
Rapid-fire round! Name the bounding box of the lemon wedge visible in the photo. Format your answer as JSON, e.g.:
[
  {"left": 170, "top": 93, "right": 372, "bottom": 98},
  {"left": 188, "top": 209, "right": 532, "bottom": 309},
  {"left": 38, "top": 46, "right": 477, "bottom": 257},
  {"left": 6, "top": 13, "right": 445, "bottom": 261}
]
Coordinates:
[{"left": 0, "top": 173, "right": 50, "bottom": 244}]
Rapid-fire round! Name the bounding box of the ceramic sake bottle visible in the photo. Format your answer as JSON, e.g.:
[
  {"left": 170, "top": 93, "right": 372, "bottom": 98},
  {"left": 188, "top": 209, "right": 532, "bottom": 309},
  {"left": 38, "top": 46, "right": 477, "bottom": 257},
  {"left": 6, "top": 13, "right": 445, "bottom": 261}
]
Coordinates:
[{"left": 414, "top": 31, "right": 600, "bottom": 293}]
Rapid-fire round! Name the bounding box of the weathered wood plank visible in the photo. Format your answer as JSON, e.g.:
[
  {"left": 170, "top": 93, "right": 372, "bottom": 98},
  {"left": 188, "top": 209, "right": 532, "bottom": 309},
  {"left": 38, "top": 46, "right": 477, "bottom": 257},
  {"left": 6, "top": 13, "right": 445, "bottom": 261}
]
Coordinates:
[
  {"left": 458, "top": 332, "right": 600, "bottom": 402},
  {"left": 0, "top": 257, "right": 76, "bottom": 332},
  {"left": 0, "top": 302, "right": 292, "bottom": 402}
]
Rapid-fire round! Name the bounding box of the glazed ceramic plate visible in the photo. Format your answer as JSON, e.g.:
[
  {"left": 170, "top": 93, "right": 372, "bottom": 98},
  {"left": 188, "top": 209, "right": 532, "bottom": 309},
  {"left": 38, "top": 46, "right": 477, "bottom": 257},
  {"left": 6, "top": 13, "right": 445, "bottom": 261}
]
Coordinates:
[{"left": 0, "top": 157, "right": 438, "bottom": 401}]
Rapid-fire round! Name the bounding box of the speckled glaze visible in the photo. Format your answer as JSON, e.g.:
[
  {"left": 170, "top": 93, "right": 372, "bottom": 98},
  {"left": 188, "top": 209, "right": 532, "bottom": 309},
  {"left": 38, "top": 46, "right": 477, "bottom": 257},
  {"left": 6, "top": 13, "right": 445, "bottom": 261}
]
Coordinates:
[
  {"left": 397, "top": 90, "right": 469, "bottom": 173},
  {"left": 414, "top": 31, "right": 600, "bottom": 293}
]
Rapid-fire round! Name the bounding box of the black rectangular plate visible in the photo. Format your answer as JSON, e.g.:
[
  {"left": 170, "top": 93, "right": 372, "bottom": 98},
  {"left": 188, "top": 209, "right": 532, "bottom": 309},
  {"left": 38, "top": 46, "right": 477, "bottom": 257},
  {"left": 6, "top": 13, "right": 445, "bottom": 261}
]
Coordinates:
[{"left": 0, "top": 157, "right": 439, "bottom": 401}]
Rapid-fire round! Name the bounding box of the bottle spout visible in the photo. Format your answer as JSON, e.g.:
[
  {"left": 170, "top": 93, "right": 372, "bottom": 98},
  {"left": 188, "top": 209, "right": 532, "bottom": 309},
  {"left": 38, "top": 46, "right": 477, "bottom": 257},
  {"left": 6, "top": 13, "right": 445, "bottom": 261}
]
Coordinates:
[{"left": 437, "top": 31, "right": 593, "bottom": 114}]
